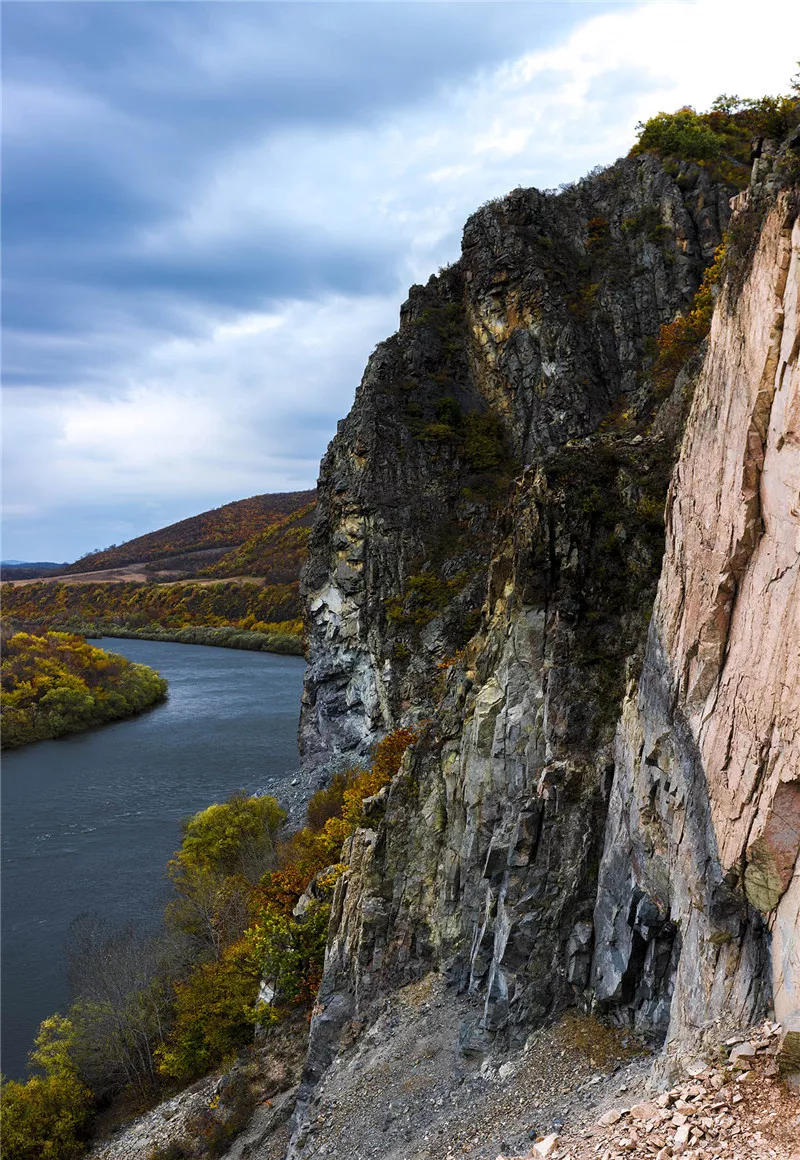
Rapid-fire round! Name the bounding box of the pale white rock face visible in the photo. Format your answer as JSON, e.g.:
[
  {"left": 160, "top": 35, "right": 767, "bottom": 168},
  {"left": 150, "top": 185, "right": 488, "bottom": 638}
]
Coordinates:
[
  {"left": 663, "top": 202, "right": 800, "bottom": 886},
  {"left": 773, "top": 865, "right": 800, "bottom": 1025},
  {"left": 593, "top": 194, "right": 800, "bottom": 1058}
]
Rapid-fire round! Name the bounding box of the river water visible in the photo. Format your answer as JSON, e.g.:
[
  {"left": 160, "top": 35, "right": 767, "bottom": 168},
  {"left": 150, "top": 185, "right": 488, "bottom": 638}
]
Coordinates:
[{"left": 1, "top": 638, "right": 305, "bottom": 1080}]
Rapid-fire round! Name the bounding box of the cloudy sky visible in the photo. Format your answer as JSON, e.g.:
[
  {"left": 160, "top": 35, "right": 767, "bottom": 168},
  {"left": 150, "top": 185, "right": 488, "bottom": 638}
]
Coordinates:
[{"left": 1, "top": 0, "right": 795, "bottom": 561}]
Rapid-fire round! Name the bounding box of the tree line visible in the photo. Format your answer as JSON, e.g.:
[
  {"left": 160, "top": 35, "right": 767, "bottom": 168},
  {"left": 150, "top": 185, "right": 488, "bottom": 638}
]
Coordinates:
[{"left": 1, "top": 580, "right": 303, "bottom": 653}]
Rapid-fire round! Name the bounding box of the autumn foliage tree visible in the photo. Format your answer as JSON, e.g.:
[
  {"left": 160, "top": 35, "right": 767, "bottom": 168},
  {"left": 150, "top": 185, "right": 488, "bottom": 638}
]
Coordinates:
[
  {"left": 4, "top": 719, "right": 419, "bottom": 1142},
  {"left": 0, "top": 1016, "right": 94, "bottom": 1160},
  {"left": 0, "top": 632, "right": 167, "bottom": 748}
]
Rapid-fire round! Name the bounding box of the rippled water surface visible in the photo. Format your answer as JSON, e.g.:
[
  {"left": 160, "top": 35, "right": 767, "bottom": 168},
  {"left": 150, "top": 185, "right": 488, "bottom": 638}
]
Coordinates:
[{"left": 1, "top": 638, "right": 304, "bottom": 1079}]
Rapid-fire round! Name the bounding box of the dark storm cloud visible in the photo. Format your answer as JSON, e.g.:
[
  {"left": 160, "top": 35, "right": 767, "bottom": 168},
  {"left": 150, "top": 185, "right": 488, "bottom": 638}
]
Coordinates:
[
  {"left": 2, "top": 1, "right": 611, "bottom": 393},
  {"left": 23, "top": 2, "right": 776, "bottom": 560},
  {"left": 5, "top": 2, "right": 596, "bottom": 136}
]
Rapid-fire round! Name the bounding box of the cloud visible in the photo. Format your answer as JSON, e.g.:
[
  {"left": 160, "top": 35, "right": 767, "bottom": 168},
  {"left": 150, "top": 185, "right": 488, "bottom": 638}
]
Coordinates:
[
  {"left": 4, "top": 292, "right": 398, "bottom": 517},
  {"left": 2, "top": 0, "right": 797, "bottom": 559}
]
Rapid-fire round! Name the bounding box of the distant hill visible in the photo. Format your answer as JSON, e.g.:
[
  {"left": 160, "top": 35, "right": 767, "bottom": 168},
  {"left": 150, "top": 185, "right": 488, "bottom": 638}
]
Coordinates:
[
  {"left": 198, "top": 500, "right": 316, "bottom": 581},
  {"left": 0, "top": 562, "right": 69, "bottom": 581},
  {"left": 1, "top": 490, "right": 318, "bottom": 655},
  {"left": 64, "top": 490, "right": 317, "bottom": 576}
]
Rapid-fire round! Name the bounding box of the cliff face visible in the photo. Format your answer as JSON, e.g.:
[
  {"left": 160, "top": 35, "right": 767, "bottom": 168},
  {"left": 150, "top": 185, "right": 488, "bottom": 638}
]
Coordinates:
[
  {"left": 300, "top": 153, "right": 728, "bottom": 765},
  {"left": 294, "top": 139, "right": 799, "bottom": 1145},
  {"left": 593, "top": 188, "right": 800, "bottom": 1066}
]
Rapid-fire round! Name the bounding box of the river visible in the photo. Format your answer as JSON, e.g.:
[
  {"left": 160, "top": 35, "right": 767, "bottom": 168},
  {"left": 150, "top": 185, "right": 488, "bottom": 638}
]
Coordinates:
[{"left": 0, "top": 637, "right": 305, "bottom": 1080}]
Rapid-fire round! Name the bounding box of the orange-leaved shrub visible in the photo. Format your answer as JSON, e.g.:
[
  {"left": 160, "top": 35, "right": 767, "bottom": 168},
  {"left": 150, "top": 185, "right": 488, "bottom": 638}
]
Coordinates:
[{"left": 156, "top": 727, "right": 418, "bottom": 1080}]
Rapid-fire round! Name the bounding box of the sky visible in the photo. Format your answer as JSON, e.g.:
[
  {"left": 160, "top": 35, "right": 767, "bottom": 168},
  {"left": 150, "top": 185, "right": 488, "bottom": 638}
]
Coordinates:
[{"left": 1, "top": 0, "right": 796, "bottom": 561}]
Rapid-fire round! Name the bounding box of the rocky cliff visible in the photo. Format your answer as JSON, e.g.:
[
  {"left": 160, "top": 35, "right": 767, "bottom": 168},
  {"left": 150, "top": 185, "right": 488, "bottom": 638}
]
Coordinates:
[
  {"left": 300, "top": 151, "right": 729, "bottom": 765},
  {"left": 293, "top": 131, "right": 799, "bottom": 1152}
]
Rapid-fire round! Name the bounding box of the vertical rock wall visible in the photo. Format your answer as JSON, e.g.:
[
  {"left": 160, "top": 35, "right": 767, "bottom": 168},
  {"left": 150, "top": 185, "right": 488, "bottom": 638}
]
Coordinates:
[
  {"left": 301, "top": 155, "right": 729, "bottom": 768},
  {"left": 592, "top": 192, "right": 800, "bottom": 1066},
  {"left": 292, "top": 142, "right": 799, "bottom": 1147}
]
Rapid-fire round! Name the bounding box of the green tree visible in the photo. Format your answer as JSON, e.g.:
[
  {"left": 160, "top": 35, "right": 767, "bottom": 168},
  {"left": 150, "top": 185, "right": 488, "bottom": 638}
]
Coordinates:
[
  {"left": 633, "top": 107, "right": 723, "bottom": 161},
  {"left": 0, "top": 1016, "right": 93, "bottom": 1160},
  {"left": 172, "top": 793, "right": 285, "bottom": 882}
]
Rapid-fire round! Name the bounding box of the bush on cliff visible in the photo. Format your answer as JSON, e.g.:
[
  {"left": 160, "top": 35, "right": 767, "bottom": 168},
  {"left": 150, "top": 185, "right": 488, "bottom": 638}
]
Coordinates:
[
  {"left": 154, "top": 938, "right": 267, "bottom": 1081},
  {"left": 631, "top": 91, "right": 800, "bottom": 187},
  {"left": 633, "top": 107, "right": 724, "bottom": 162},
  {"left": 652, "top": 242, "right": 726, "bottom": 396},
  {"left": 165, "top": 795, "right": 286, "bottom": 960}
]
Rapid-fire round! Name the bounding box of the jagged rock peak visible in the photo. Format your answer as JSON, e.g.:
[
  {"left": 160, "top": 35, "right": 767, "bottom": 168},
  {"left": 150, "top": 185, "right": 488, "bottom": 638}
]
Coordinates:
[
  {"left": 288, "top": 127, "right": 799, "bottom": 1156},
  {"left": 300, "top": 150, "right": 733, "bottom": 769}
]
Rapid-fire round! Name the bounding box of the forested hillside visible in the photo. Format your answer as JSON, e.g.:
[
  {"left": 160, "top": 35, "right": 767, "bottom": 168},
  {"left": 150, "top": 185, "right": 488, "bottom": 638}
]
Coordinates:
[
  {"left": 1, "top": 631, "right": 168, "bottom": 748},
  {"left": 64, "top": 490, "right": 316, "bottom": 575},
  {"left": 1, "top": 580, "right": 304, "bottom": 653},
  {"left": 198, "top": 501, "right": 316, "bottom": 580}
]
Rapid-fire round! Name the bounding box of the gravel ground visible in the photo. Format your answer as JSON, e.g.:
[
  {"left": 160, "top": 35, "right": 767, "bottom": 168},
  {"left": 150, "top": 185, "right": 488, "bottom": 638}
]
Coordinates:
[
  {"left": 291, "top": 975, "right": 653, "bottom": 1160},
  {"left": 87, "top": 1019, "right": 307, "bottom": 1160},
  {"left": 87, "top": 978, "right": 800, "bottom": 1160},
  {"left": 504, "top": 1020, "right": 800, "bottom": 1160},
  {"left": 259, "top": 757, "right": 365, "bottom": 832},
  {"left": 259, "top": 765, "right": 325, "bottom": 830},
  {"left": 289, "top": 979, "right": 800, "bottom": 1160}
]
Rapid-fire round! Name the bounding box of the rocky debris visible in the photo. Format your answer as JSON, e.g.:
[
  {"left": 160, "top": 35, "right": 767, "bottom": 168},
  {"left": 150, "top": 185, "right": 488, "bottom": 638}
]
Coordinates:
[
  {"left": 287, "top": 987, "right": 799, "bottom": 1160},
  {"left": 215, "top": 1086, "right": 297, "bottom": 1160},
  {"left": 258, "top": 766, "right": 328, "bottom": 831},
  {"left": 531, "top": 1135, "right": 560, "bottom": 1157},
  {"left": 289, "top": 976, "right": 653, "bottom": 1160},
  {"left": 497, "top": 1021, "right": 800, "bottom": 1160},
  {"left": 88, "top": 1021, "right": 307, "bottom": 1160},
  {"left": 87, "top": 1071, "right": 226, "bottom": 1160}
]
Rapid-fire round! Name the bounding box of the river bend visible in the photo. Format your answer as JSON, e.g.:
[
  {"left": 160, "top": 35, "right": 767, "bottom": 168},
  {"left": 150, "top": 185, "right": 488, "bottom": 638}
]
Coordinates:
[{"left": 1, "top": 638, "right": 304, "bottom": 1079}]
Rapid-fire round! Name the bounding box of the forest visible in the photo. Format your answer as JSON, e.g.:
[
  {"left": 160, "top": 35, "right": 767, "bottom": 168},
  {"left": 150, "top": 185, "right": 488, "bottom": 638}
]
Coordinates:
[
  {"left": 0, "top": 631, "right": 168, "bottom": 749},
  {"left": 0, "top": 729, "right": 417, "bottom": 1160},
  {"left": 1, "top": 580, "right": 304, "bottom": 653}
]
